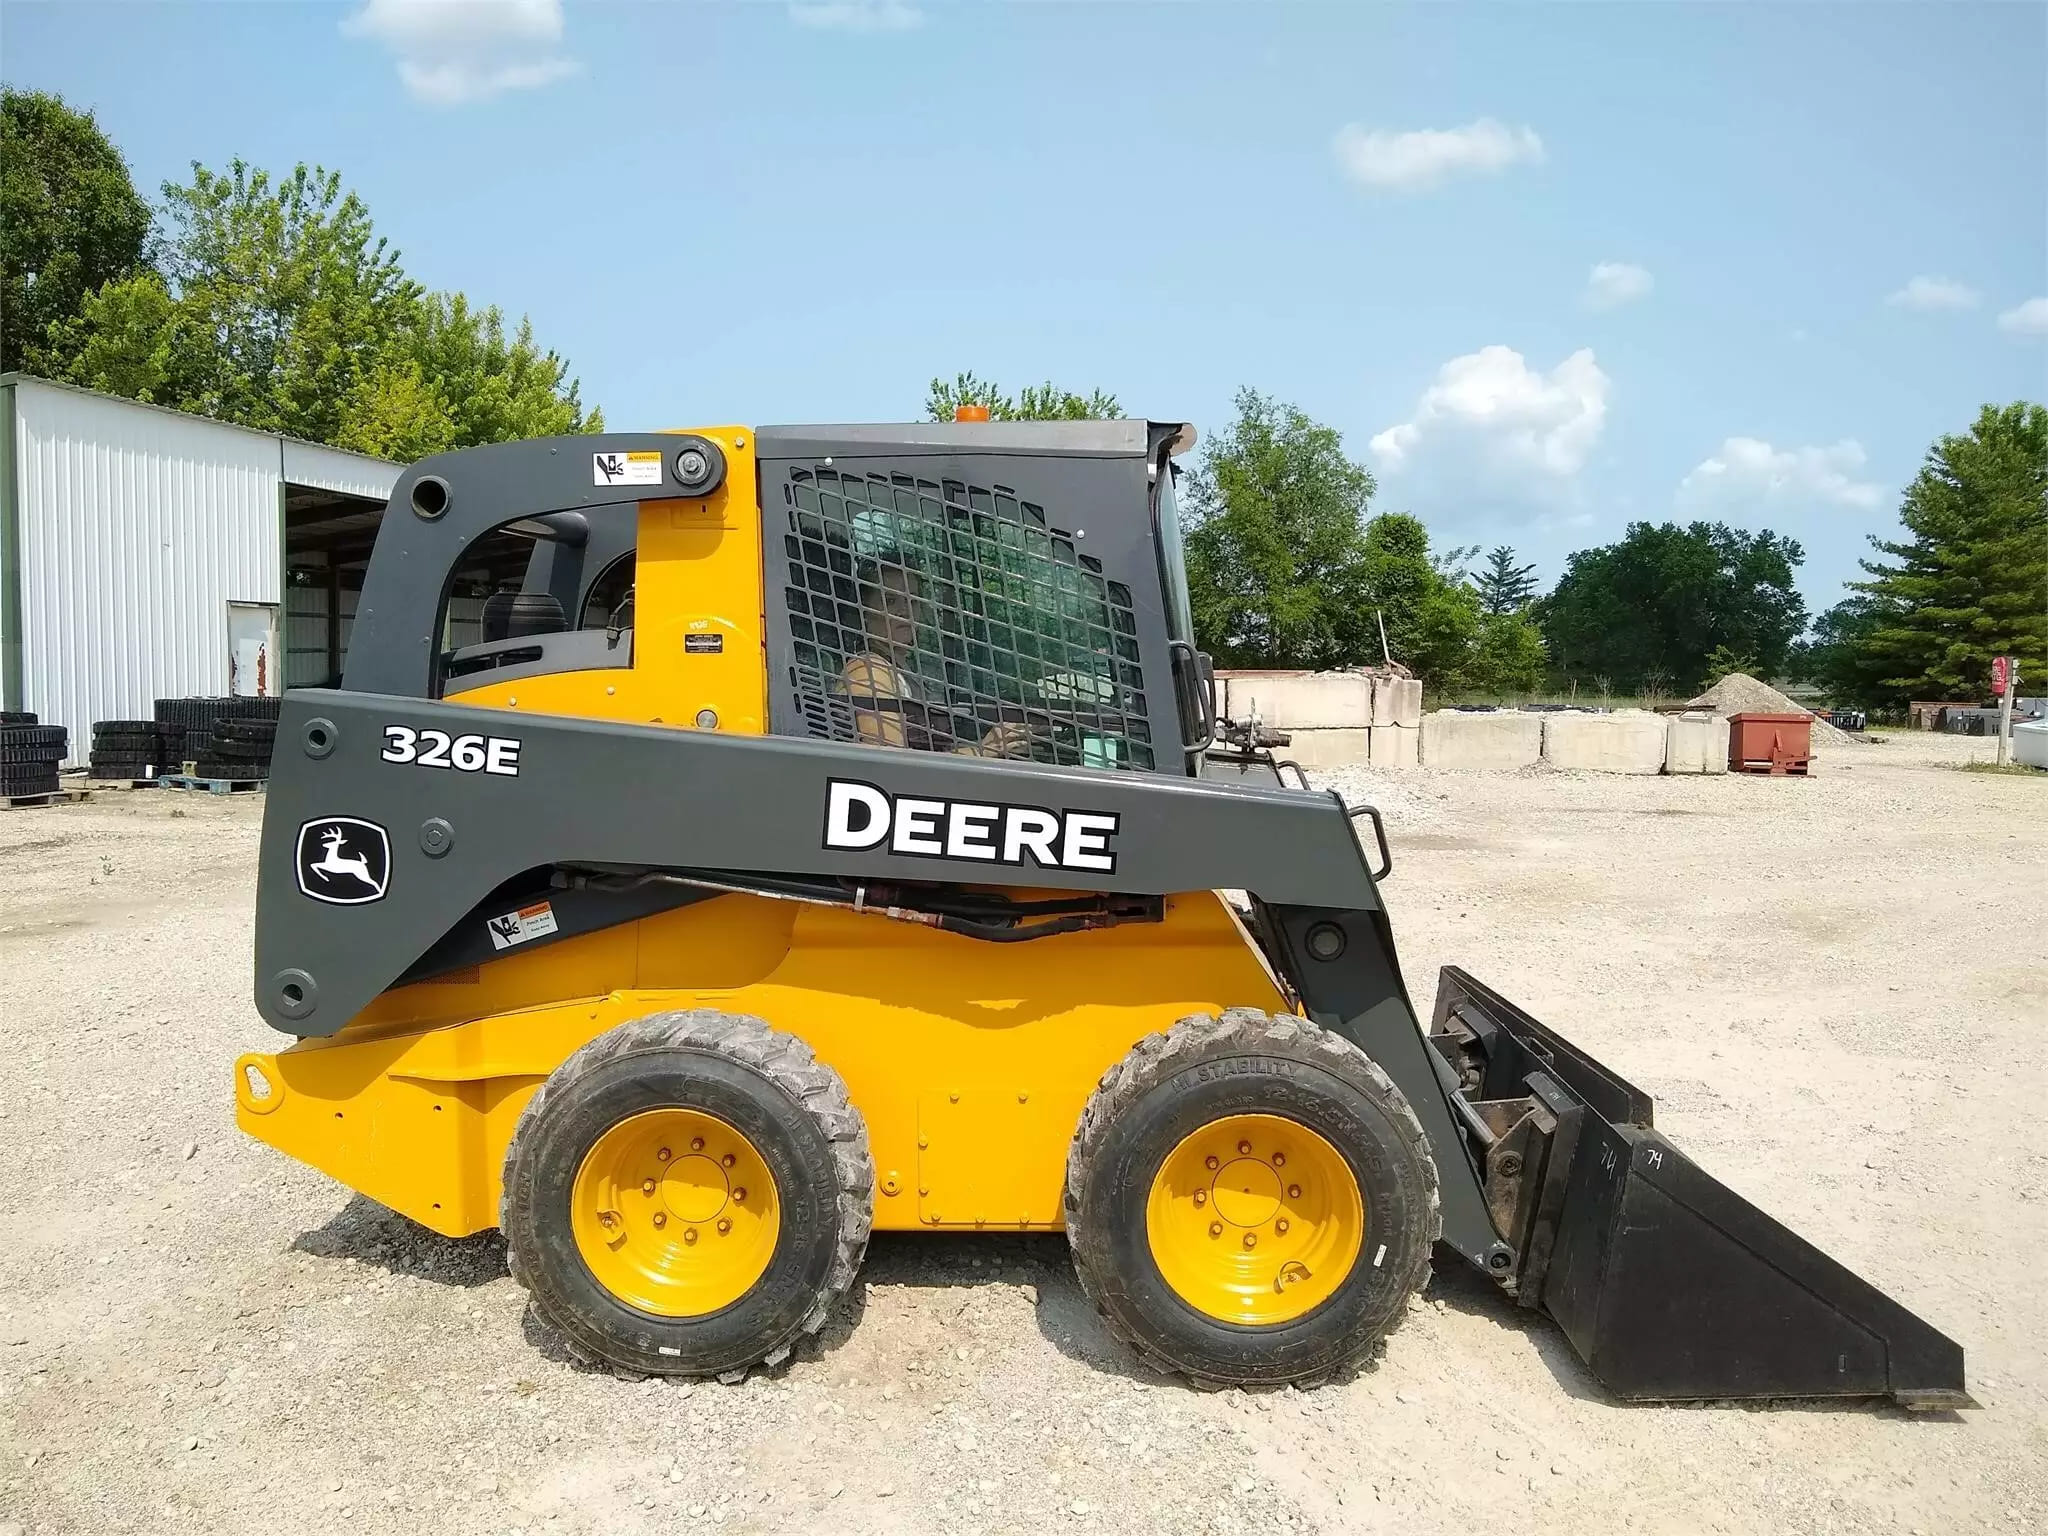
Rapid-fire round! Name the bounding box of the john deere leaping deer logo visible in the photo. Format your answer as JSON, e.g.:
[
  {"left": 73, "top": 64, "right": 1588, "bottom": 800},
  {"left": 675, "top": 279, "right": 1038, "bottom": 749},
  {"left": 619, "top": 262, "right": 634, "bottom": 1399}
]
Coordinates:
[{"left": 295, "top": 817, "right": 391, "bottom": 906}]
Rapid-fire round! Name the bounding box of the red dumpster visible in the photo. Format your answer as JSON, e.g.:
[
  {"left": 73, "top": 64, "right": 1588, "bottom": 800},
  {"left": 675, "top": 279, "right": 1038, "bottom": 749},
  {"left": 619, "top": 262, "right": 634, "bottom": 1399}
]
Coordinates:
[{"left": 1728, "top": 712, "right": 1812, "bottom": 775}]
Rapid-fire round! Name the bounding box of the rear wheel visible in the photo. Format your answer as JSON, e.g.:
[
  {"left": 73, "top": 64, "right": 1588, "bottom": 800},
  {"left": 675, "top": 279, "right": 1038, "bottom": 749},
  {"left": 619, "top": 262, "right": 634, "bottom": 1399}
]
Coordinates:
[
  {"left": 502, "top": 1010, "right": 872, "bottom": 1379},
  {"left": 1065, "top": 1009, "right": 1439, "bottom": 1387}
]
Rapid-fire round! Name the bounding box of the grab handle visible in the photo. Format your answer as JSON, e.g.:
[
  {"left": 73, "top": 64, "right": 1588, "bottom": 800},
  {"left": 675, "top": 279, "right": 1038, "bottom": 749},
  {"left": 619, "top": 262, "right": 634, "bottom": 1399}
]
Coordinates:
[{"left": 1346, "top": 802, "right": 1393, "bottom": 881}]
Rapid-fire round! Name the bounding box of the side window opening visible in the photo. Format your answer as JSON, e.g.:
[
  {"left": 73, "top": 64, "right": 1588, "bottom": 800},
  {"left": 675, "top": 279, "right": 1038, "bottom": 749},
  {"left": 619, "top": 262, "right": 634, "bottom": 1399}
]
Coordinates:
[
  {"left": 780, "top": 465, "right": 1154, "bottom": 770},
  {"left": 436, "top": 522, "right": 635, "bottom": 695}
]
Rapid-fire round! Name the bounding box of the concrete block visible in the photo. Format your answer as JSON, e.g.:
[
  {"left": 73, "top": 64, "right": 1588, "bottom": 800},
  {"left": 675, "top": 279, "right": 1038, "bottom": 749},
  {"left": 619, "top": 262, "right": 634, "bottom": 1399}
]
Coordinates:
[
  {"left": 1219, "top": 671, "right": 1370, "bottom": 731},
  {"left": 1421, "top": 710, "right": 1543, "bottom": 770},
  {"left": 1541, "top": 710, "right": 1669, "bottom": 774},
  {"left": 1279, "top": 727, "right": 1371, "bottom": 769},
  {"left": 1369, "top": 723, "right": 1418, "bottom": 768},
  {"left": 1385, "top": 676, "right": 1422, "bottom": 728},
  {"left": 1369, "top": 677, "right": 1396, "bottom": 727},
  {"left": 1664, "top": 712, "right": 1731, "bottom": 775}
]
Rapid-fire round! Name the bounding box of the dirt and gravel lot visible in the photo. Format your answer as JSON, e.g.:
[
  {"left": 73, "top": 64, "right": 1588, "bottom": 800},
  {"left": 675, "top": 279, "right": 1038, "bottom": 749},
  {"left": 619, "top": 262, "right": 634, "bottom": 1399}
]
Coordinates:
[{"left": 2, "top": 732, "right": 2043, "bottom": 1536}]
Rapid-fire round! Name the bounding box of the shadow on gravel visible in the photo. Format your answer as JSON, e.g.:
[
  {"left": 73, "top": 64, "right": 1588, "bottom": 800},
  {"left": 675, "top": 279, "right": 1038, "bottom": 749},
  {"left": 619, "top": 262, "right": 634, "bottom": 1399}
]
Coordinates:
[
  {"left": 292, "top": 1194, "right": 509, "bottom": 1288},
  {"left": 849, "top": 1231, "right": 1365, "bottom": 1394},
  {"left": 1426, "top": 1253, "right": 1607, "bottom": 1405}
]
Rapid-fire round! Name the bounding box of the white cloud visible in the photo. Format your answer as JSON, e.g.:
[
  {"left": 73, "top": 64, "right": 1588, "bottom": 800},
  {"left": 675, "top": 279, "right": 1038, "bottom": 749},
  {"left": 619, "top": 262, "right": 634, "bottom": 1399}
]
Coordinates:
[
  {"left": 1371, "top": 345, "right": 1609, "bottom": 480},
  {"left": 1584, "top": 261, "right": 1652, "bottom": 310},
  {"left": 343, "top": 0, "right": 579, "bottom": 105},
  {"left": 1998, "top": 297, "right": 2048, "bottom": 336},
  {"left": 1884, "top": 275, "right": 1980, "bottom": 311},
  {"left": 790, "top": 1, "right": 923, "bottom": 30},
  {"left": 1332, "top": 118, "right": 1544, "bottom": 192},
  {"left": 1678, "top": 438, "right": 1883, "bottom": 512}
]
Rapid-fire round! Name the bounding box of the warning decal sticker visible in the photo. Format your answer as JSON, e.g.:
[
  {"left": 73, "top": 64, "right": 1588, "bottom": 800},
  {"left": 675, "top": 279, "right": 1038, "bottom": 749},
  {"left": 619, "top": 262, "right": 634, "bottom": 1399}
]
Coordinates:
[
  {"left": 593, "top": 450, "right": 664, "bottom": 487},
  {"left": 487, "top": 900, "right": 561, "bottom": 950}
]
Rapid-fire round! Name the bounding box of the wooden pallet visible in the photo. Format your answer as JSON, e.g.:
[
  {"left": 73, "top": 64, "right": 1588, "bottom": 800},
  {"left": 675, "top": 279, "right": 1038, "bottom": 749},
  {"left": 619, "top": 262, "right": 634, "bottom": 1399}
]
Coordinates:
[
  {"left": 2, "top": 785, "right": 92, "bottom": 809},
  {"left": 160, "top": 774, "right": 265, "bottom": 795}
]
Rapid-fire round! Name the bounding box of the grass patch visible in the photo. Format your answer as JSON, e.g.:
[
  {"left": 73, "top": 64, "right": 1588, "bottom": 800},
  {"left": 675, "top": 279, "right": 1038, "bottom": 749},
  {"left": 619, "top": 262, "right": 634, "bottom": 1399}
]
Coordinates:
[{"left": 1956, "top": 760, "right": 2044, "bottom": 775}]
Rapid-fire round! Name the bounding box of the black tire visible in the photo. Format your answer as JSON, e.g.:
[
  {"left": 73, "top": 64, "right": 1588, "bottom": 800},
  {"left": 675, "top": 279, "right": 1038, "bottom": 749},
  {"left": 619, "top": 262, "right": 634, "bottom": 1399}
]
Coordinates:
[
  {"left": 207, "top": 738, "right": 273, "bottom": 762},
  {"left": 93, "top": 719, "right": 157, "bottom": 734},
  {"left": 1064, "top": 1009, "right": 1440, "bottom": 1388},
  {"left": 503, "top": 1010, "right": 872, "bottom": 1380},
  {"left": 214, "top": 719, "right": 277, "bottom": 743},
  {"left": 0, "top": 746, "right": 64, "bottom": 765},
  {"left": 191, "top": 757, "right": 264, "bottom": 780},
  {"left": 0, "top": 772, "right": 60, "bottom": 797},
  {"left": 0, "top": 726, "right": 66, "bottom": 751},
  {"left": 0, "top": 711, "right": 35, "bottom": 726}
]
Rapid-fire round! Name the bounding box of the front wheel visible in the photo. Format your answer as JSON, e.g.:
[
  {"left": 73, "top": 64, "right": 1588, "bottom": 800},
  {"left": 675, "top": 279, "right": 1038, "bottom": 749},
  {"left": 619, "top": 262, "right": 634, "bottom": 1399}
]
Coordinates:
[{"left": 1064, "top": 1009, "right": 1439, "bottom": 1387}]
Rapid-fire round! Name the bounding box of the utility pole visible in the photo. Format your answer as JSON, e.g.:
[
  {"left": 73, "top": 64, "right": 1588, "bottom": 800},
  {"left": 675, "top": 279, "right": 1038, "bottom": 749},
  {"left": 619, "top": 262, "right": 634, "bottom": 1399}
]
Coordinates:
[{"left": 1993, "top": 655, "right": 2016, "bottom": 766}]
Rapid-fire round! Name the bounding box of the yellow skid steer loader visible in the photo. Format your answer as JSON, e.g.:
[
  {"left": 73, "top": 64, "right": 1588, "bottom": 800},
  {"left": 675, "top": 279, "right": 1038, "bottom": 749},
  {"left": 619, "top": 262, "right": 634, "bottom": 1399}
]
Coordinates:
[{"left": 239, "top": 421, "right": 1968, "bottom": 1401}]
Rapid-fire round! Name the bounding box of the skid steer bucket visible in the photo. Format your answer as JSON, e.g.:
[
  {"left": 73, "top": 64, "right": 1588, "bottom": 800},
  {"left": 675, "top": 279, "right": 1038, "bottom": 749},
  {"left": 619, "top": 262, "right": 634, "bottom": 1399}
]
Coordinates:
[{"left": 1429, "top": 968, "right": 1971, "bottom": 1407}]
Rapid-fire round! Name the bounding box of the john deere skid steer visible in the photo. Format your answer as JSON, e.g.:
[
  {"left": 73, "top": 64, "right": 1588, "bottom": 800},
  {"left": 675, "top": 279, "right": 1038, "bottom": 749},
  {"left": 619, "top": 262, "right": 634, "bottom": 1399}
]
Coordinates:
[{"left": 239, "top": 420, "right": 1968, "bottom": 1401}]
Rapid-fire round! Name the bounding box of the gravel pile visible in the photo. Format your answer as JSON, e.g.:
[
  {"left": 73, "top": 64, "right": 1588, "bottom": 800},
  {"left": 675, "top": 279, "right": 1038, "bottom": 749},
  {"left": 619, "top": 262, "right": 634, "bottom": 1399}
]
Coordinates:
[{"left": 1689, "top": 672, "right": 1861, "bottom": 750}]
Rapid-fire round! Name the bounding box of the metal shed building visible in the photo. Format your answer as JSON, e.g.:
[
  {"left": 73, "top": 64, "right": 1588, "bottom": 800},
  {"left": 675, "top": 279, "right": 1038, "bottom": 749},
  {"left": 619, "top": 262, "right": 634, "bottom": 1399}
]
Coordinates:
[{"left": 0, "top": 375, "right": 400, "bottom": 751}]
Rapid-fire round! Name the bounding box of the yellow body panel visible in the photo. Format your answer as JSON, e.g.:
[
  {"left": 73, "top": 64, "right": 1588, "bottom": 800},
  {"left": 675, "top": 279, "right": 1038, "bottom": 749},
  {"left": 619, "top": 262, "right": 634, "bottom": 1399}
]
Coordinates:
[
  {"left": 445, "top": 425, "right": 768, "bottom": 735},
  {"left": 237, "top": 890, "right": 1290, "bottom": 1238}
]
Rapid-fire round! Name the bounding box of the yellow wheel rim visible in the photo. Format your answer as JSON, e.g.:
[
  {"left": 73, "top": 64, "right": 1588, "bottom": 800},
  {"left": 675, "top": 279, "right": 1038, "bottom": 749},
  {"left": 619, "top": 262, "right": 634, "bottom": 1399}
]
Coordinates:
[
  {"left": 1145, "top": 1113, "right": 1364, "bottom": 1326},
  {"left": 570, "top": 1108, "right": 780, "bottom": 1317}
]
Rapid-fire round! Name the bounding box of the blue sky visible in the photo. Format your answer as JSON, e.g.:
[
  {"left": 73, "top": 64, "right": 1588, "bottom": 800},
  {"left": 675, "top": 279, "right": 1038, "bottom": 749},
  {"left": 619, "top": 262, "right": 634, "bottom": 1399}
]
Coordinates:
[{"left": 6, "top": 0, "right": 2045, "bottom": 610}]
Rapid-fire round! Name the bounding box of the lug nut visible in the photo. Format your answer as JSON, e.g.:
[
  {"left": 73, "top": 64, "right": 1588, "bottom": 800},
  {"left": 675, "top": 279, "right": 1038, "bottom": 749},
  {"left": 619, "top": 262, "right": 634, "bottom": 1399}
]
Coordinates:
[
  {"left": 1209, "top": 1222, "right": 1223, "bottom": 1238},
  {"left": 653, "top": 1212, "right": 667, "bottom": 1229},
  {"left": 1272, "top": 1152, "right": 1286, "bottom": 1168},
  {"left": 1275, "top": 1219, "right": 1290, "bottom": 1235},
  {"left": 1288, "top": 1185, "right": 1302, "bottom": 1199},
  {"left": 717, "top": 1219, "right": 731, "bottom": 1235},
  {"left": 657, "top": 1147, "right": 672, "bottom": 1162},
  {"left": 732, "top": 1187, "right": 747, "bottom": 1202},
  {"left": 1243, "top": 1233, "right": 1258, "bottom": 1249},
  {"left": 598, "top": 1210, "right": 619, "bottom": 1229},
  {"left": 1237, "top": 1140, "right": 1252, "bottom": 1156},
  {"left": 721, "top": 1153, "right": 736, "bottom": 1169},
  {"left": 1205, "top": 1156, "right": 1220, "bottom": 1171},
  {"left": 1192, "top": 1189, "right": 1207, "bottom": 1207},
  {"left": 642, "top": 1178, "right": 657, "bottom": 1195},
  {"left": 691, "top": 1137, "right": 705, "bottom": 1152},
  {"left": 684, "top": 1228, "right": 698, "bottom": 1245}
]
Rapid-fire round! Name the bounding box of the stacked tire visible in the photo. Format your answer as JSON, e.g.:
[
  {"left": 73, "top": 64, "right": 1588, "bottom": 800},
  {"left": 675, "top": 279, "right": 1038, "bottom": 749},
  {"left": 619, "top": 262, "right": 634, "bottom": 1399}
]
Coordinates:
[
  {"left": 0, "top": 716, "right": 68, "bottom": 800},
  {"left": 89, "top": 720, "right": 168, "bottom": 781},
  {"left": 197, "top": 716, "right": 278, "bottom": 781},
  {"left": 154, "top": 696, "right": 282, "bottom": 778}
]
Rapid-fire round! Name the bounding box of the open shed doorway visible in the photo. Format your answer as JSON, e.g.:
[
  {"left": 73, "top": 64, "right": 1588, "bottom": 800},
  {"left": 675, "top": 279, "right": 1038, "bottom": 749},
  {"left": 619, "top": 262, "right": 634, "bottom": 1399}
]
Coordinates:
[{"left": 284, "top": 485, "right": 387, "bottom": 689}]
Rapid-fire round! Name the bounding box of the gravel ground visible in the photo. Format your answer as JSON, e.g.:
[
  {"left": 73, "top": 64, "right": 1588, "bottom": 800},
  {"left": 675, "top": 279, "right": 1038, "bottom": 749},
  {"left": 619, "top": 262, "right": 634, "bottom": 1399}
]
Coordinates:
[{"left": 2, "top": 732, "right": 2043, "bottom": 1536}]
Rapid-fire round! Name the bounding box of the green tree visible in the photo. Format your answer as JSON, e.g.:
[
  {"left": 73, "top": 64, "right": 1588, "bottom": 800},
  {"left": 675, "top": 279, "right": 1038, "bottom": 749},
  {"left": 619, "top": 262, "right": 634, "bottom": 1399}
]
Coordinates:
[
  {"left": 924, "top": 371, "right": 1120, "bottom": 421},
  {"left": 1798, "top": 595, "right": 1892, "bottom": 703},
  {"left": 55, "top": 158, "right": 598, "bottom": 454},
  {"left": 1353, "top": 511, "right": 1481, "bottom": 683},
  {"left": 1474, "top": 545, "right": 1540, "bottom": 614},
  {"left": 1468, "top": 610, "right": 1550, "bottom": 694},
  {"left": 1542, "top": 521, "right": 1807, "bottom": 693},
  {"left": 1698, "top": 643, "right": 1760, "bottom": 684},
  {"left": 58, "top": 161, "right": 418, "bottom": 440},
  {"left": 337, "top": 293, "right": 599, "bottom": 461},
  {"left": 1182, "top": 389, "right": 1378, "bottom": 668},
  {"left": 0, "top": 87, "right": 155, "bottom": 376},
  {"left": 1846, "top": 402, "right": 2047, "bottom": 701}
]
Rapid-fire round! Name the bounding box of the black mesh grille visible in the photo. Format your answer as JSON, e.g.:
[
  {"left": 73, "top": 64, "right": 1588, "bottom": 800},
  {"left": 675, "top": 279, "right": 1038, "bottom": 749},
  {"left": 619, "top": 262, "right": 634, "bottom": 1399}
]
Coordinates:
[{"left": 779, "top": 465, "right": 1154, "bottom": 770}]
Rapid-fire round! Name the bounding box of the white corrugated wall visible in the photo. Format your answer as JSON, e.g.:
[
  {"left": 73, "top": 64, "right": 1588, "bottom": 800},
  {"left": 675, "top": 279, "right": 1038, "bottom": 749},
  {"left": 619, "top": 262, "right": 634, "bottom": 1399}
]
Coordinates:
[
  {"left": 281, "top": 438, "right": 398, "bottom": 503},
  {"left": 12, "top": 379, "right": 282, "bottom": 748}
]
